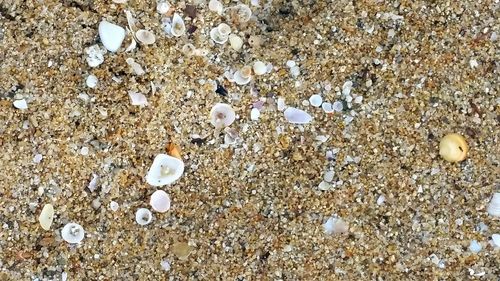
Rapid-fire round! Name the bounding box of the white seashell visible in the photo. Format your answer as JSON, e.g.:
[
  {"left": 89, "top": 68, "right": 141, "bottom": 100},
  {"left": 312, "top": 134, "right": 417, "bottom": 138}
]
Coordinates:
[
  {"left": 135, "top": 29, "right": 156, "bottom": 45},
  {"left": 286, "top": 60, "right": 296, "bottom": 68},
  {"left": 98, "top": 20, "right": 126, "bottom": 52},
  {"left": 88, "top": 174, "right": 99, "bottom": 192},
  {"left": 217, "top": 23, "right": 231, "bottom": 36},
  {"left": 377, "top": 195, "right": 386, "bottom": 205},
  {"left": 233, "top": 70, "right": 251, "bottom": 85},
  {"left": 39, "top": 204, "right": 54, "bottom": 230},
  {"left": 210, "top": 28, "right": 228, "bottom": 44},
  {"left": 126, "top": 58, "right": 145, "bottom": 76},
  {"left": 146, "top": 154, "right": 185, "bottom": 186},
  {"left": 208, "top": 0, "right": 223, "bottom": 14},
  {"left": 135, "top": 208, "right": 152, "bottom": 226},
  {"left": 228, "top": 34, "right": 243, "bottom": 51},
  {"left": 161, "top": 260, "right": 171, "bottom": 271},
  {"left": 234, "top": 4, "right": 252, "bottom": 22},
  {"left": 181, "top": 43, "right": 196, "bottom": 56},
  {"left": 277, "top": 97, "right": 286, "bottom": 111},
  {"left": 157, "top": 1, "right": 171, "bottom": 14},
  {"left": 171, "top": 13, "right": 186, "bottom": 37},
  {"left": 321, "top": 102, "right": 334, "bottom": 113},
  {"left": 469, "top": 240, "right": 482, "bottom": 253},
  {"left": 251, "top": 0, "right": 260, "bottom": 6},
  {"left": 318, "top": 181, "right": 332, "bottom": 191},
  {"left": 86, "top": 74, "right": 98, "bottom": 88},
  {"left": 110, "top": 201, "right": 119, "bottom": 212},
  {"left": 309, "top": 94, "right": 322, "bottom": 107},
  {"left": 85, "top": 44, "right": 105, "bottom": 67},
  {"left": 33, "top": 154, "right": 43, "bottom": 163},
  {"left": 210, "top": 103, "right": 236, "bottom": 127},
  {"left": 284, "top": 107, "right": 312, "bottom": 124},
  {"left": 112, "top": 0, "right": 127, "bottom": 3},
  {"left": 13, "top": 99, "right": 28, "bottom": 110},
  {"left": 150, "top": 190, "right": 171, "bottom": 213},
  {"left": 332, "top": 101, "right": 343, "bottom": 112},
  {"left": 128, "top": 91, "right": 148, "bottom": 106},
  {"left": 342, "top": 80, "right": 353, "bottom": 95},
  {"left": 250, "top": 108, "right": 260, "bottom": 121},
  {"left": 252, "top": 61, "right": 267, "bottom": 75},
  {"left": 80, "top": 146, "right": 89, "bottom": 156},
  {"left": 491, "top": 234, "right": 500, "bottom": 248},
  {"left": 487, "top": 192, "right": 500, "bottom": 217},
  {"left": 61, "top": 223, "right": 85, "bottom": 243},
  {"left": 124, "top": 10, "right": 138, "bottom": 32},
  {"left": 323, "top": 217, "right": 348, "bottom": 235},
  {"left": 323, "top": 170, "right": 334, "bottom": 182}
]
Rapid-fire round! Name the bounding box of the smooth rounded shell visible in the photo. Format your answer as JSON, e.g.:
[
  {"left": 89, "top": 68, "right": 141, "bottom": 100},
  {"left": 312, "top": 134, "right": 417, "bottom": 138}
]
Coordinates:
[
  {"left": 135, "top": 29, "right": 156, "bottom": 45},
  {"left": 253, "top": 61, "right": 266, "bottom": 75},
  {"left": 98, "top": 20, "right": 125, "bottom": 52},
  {"left": 39, "top": 204, "right": 54, "bottom": 230},
  {"left": 61, "top": 223, "right": 85, "bottom": 243},
  {"left": 439, "top": 133, "right": 468, "bottom": 162},
  {"left": 150, "top": 190, "right": 171, "bottom": 213},
  {"left": 171, "top": 13, "right": 186, "bottom": 37},
  {"left": 217, "top": 23, "right": 231, "bottom": 36},
  {"left": 135, "top": 208, "right": 153, "bottom": 225},
  {"left": 210, "top": 103, "right": 236, "bottom": 127},
  {"left": 229, "top": 34, "right": 243, "bottom": 51},
  {"left": 309, "top": 94, "right": 322, "bottom": 107},
  {"left": 284, "top": 107, "right": 312, "bottom": 124},
  {"left": 146, "top": 154, "right": 184, "bottom": 186},
  {"left": 487, "top": 193, "right": 500, "bottom": 217},
  {"left": 208, "top": 0, "right": 223, "bottom": 14},
  {"left": 210, "top": 28, "right": 228, "bottom": 44}
]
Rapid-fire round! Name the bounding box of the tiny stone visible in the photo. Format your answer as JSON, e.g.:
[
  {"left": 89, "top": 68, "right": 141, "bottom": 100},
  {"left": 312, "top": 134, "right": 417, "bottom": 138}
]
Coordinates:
[
  {"left": 110, "top": 201, "right": 119, "bottom": 212},
  {"left": 309, "top": 94, "right": 322, "bottom": 107},
  {"left": 91, "top": 198, "right": 101, "bottom": 209},
  {"left": 250, "top": 108, "right": 260, "bottom": 121},
  {"left": 13, "top": 99, "right": 28, "bottom": 110},
  {"left": 33, "top": 154, "right": 43, "bottom": 163},
  {"left": 323, "top": 170, "right": 334, "bottom": 182},
  {"left": 377, "top": 195, "right": 385, "bottom": 205},
  {"left": 332, "top": 101, "right": 343, "bottom": 112},
  {"left": 469, "top": 240, "right": 482, "bottom": 253},
  {"left": 286, "top": 60, "right": 296, "bottom": 68},
  {"left": 86, "top": 75, "right": 98, "bottom": 88},
  {"left": 80, "top": 146, "right": 89, "bottom": 156}
]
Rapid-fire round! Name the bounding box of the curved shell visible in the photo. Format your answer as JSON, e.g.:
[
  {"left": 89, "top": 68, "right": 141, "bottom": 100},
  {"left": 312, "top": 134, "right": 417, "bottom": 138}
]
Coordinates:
[
  {"left": 146, "top": 154, "right": 184, "bottom": 186},
  {"left": 171, "top": 13, "right": 186, "bottom": 37},
  {"left": 217, "top": 23, "right": 231, "bottom": 36},
  {"left": 210, "top": 103, "right": 236, "bottom": 127},
  {"left": 135, "top": 29, "right": 156, "bottom": 45},
  {"left": 439, "top": 133, "right": 468, "bottom": 162},
  {"left": 487, "top": 193, "right": 500, "bottom": 217},
  {"left": 61, "top": 223, "right": 85, "bottom": 244},
  {"left": 135, "top": 208, "right": 153, "bottom": 225},
  {"left": 284, "top": 107, "right": 312, "bottom": 124},
  {"left": 229, "top": 34, "right": 243, "bottom": 51},
  {"left": 210, "top": 28, "right": 228, "bottom": 44},
  {"left": 98, "top": 20, "right": 125, "bottom": 52},
  {"left": 150, "top": 190, "right": 171, "bottom": 213},
  {"left": 234, "top": 4, "right": 252, "bottom": 22},
  {"left": 253, "top": 61, "right": 266, "bottom": 75},
  {"left": 208, "top": 0, "right": 223, "bottom": 14},
  {"left": 39, "top": 204, "right": 54, "bottom": 230}
]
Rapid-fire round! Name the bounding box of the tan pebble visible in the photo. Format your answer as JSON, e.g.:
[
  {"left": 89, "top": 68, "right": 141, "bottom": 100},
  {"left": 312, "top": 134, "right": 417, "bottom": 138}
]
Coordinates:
[{"left": 439, "top": 133, "right": 468, "bottom": 162}]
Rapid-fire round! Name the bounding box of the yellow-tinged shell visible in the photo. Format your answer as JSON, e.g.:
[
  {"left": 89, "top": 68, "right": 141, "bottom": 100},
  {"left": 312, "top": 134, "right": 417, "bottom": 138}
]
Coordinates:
[{"left": 439, "top": 133, "right": 468, "bottom": 162}]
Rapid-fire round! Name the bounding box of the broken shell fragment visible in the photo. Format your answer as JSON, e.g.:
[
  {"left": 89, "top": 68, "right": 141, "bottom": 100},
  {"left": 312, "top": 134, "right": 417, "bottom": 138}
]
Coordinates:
[
  {"left": 128, "top": 91, "right": 148, "bottom": 106},
  {"left": 487, "top": 192, "right": 500, "bottom": 217},
  {"left": 135, "top": 208, "right": 152, "bottom": 226},
  {"left": 323, "top": 217, "right": 348, "bottom": 235},
  {"left": 210, "top": 103, "right": 236, "bottom": 127},
  {"left": 98, "top": 20, "right": 126, "bottom": 52},
  {"left": 439, "top": 133, "right": 468, "bottom": 162},
  {"left": 233, "top": 4, "right": 252, "bottom": 23},
  {"left": 210, "top": 27, "right": 229, "bottom": 44},
  {"left": 150, "top": 190, "right": 171, "bottom": 213},
  {"left": 13, "top": 99, "right": 28, "bottom": 110},
  {"left": 208, "top": 0, "right": 223, "bottom": 14},
  {"left": 171, "top": 13, "right": 186, "bottom": 37},
  {"left": 126, "top": 58, "right": 145, "bottom": 76},
  {"left": 233, "top": 66, "right": 252, "bottom": 85},
  {"left": 61, "top": 223, "right": 85, "bottom": 244},
  {"left": 284, "top": 107, "right": 312, "bottom": 124},
  {"left": 146, "top": 154, "right": 185, "bottom": 186},
  {"left": 229, "top": 34, "right": 243, "bottom": 51},
  {"left": 217, "top": 23, "right": 231, "bottom": 36},
  {"left": 136, "top": 29, "right": 156, "bottom": 45},
  {"left": 157, "top": 1, "right": 171, "bottom": 14},
  {"left": 39, "top": 204, "right": 54, "bottom": 230}
]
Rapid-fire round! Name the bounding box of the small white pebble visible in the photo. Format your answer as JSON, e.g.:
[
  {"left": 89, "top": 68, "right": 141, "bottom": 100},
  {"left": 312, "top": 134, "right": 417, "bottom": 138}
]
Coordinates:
[
  {"left": 469, "top": 59, "right": 478, "bottom": 69},
  {"left": 321, "top": 102, "right": 334, "bottom": 113},
  {"left": 377, "top": 195, "right": 385, "bottom": 205},
  {"left": 323, "top": 171, "right": 334, "bottom": 182},
  {"left": 455, "top": 218, "right": 463, "bottom": 226},
  {"left": 342, "top": 81, "right": 353, "bottom": 95},
  {"left": 332, "top": 101, "right": 343, "bottom": 112},
  {"left": 286, "top": 60, "right": 296, "bottom": 68},
  {"left": 33, "top": 154, "right": 43, "bottom": 163},
  {"left": 157, "top": 1, "right": 170, "bottom": 14},
  {"left": 110, "top": 201, "right": 119, "bottom": 212},
  {"left": 86, "top": 74, "right": 98, "bottom": 88},
  {"left": 253, "top": 61, "right": 267, "bottom": 75},
  {"left": 491, "top": 234, "right": 500, "bottom": 248},
  {"left": 250, "top": 108, "right": 260, "bottom": 121},
  {"left": 277, "top": 97, "right": 286, "bottom": 111},
  {"left": 309, "top": 94, "right": 322, "bottom": 107},
  {"left": 290, "top": 66, "right": 300, "bottom": 77},
  {"left": 354, "top": 96, "right": 363, "bottom": 104},
  {"left": 469, "top": 240, "right": 482, "bottom": 253},
  {"left": 301, "top": 100, "right": 309, "bottom": 107},
  {"left": 13, "top": 99, "right": 28, "bottom": 110},
  {"left": 80, "top": 146, "right": 89, "bottom": 156},
  {"left": 161, "top": 260, "right": 171, "bottom": 271}
]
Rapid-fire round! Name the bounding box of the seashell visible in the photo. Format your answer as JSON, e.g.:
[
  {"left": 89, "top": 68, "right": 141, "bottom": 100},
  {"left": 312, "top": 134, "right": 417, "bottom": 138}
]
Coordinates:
[
  {"left": 469, "top": 240, "right": 482, "bottom": 253},
  {"left": 88, "top": 174, "right": 99, "bottom": 192},
  {"left": 210, "top": 27, "right": 228, "bottom": 44},
  {"left": 277, "top": 97, "right": 286, "bottom": 111},
  {"left": 323, "top": 217, "right": 348, "bottom": 235},
  {"left": 309, "top": 94, "right": 322, "bottom": 107},
  {"left": 150, "top": 190, "right": 171, "bottom": 213},
  {"left": 135, "top": 208, "right": 152, "bottom": 226},
  {"left": 161, "top": 260, "right": 171, "bottom": 271},
  {"left": 233, "top": 70, "right": 251, "bottom": 85},
  {"left": 233, "top": 4, "right": 252, "bottom": 23},
  {"left": 332, "top": 101, "right": 343, "bottom": 112},
  {"left": 128, "top": 91, "right": 148, "bottom": 106},
  {"left": 146, "top": 154, "right": 185, "bottom": 186},
  {"left": 487, "top": 192, "right": 500, "bottom": 217},
  {"left": 166, "top": 142, "right": 182, "bottom": 160},
  {"left": 228, "top": 34, "right": 243, "bottom": 51},
  {"left": 252, "top": 61, "right": 266, "bottom": 75},
  {"left": 491, "top": 234, "right": 500, "bottom": 248},
  {"left": 124, "top": 10, "right": 138, "bottom": 32},
  {"left": 210, "top": 103, "right": 236, "bottom": 127},
  {"left": 61, "top": 223, "right": 85, "bottom": 243},
  {"left": 135, "top": 29, "right": 156, "bottom": 45},
  {"left": 217, "top": 23, "right": 231, "bottom": 36},
  {"left": 321, "top": 102, "right": 334, "bottom": 113},
  {"left": 208, "top": 0, "right": 223, "bottom": 14},
  {"left": 181, "top": 43, "right": 196, "bottom": 56},
  {"left": 86, "top": 74, "right": 98, "bottom": 88},
  {"left": 171, "top": 13, "right": 186, "bottom": 37},
  {"left": 172, "top": 241, "right": 192, "bottom": 260},
  {"left": 98, "top": 20, "right": 126, "bottom": 52},
  {"left": 110, "top": 201, "right": 119, "bottom": 212},
  {"left": 126, "top": 58, "right": 145, "bottom": 76},
  {"left": 85, "top": 44, "right": 106, "bottom": 67},
  {"left": 439, "top": 133, "right": 468, "bottom": 162},
  {"left": 284, "top": 107, "right": 312, "bottom": 124},
  {"left": 112, "top": 0, "right": 127, "bottom": 3},
  {"left": 250, "top": 108, "right": 260, "bottom": 121},
  {"left": 39, "top": 204, "right": 54, "bottom": 230},
  {"left": 13, "top": 99, "right": 28, "bottom": 110},
  {"left": 157, "top": 1, "right": 171, "bottom": 14}
]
